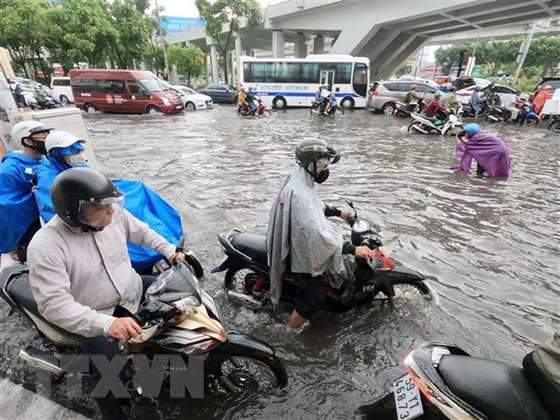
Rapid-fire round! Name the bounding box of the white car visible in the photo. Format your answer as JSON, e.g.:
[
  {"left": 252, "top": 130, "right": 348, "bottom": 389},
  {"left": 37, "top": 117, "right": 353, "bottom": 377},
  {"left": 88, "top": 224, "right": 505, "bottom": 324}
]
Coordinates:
[
  {"left": 456, "top": 84, "right": 528, "bottom": 106},
  {"left": 169, "top": 85, "right": 213, "bottom": 111},
  {"left": 50, "top": 76, "right": 74, "bottom": 105}
]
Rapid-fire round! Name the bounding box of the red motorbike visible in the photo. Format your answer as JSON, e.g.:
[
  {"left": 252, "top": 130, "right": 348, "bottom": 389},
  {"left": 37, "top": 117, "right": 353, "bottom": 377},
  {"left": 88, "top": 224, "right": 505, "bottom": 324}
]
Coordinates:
[{"left": 237, "top": 98, "right": 272, "bottom": 117}]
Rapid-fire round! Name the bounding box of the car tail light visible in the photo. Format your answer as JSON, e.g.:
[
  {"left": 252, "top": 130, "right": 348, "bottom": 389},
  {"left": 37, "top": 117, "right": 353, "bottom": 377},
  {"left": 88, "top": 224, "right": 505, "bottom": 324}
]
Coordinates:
[{"left": 458, "top": 92, "right": 471, "bottom": 96}]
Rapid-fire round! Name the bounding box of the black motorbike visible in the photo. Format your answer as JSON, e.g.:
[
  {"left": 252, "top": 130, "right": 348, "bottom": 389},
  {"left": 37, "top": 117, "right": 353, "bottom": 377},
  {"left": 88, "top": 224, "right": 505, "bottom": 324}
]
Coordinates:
[
  {"left": 394, "top": 99, "right": 425, "bottom": 118},
  {"left": 310, "top": 100, "right": 345, "bottom": 116},
  {"left": 0, "top": 262, "right": 288, "bottom": 403},
  {"left": 462, "top": 100, "right": 488, "bottom": 118},
  {"left": 212, "top": 202, "right": 431, "bottom": 312},
  {"left": 355, "top": 341, "right": 557, "bottom": 420},
  {"left": 486, "top": 101, "right": 539, "bottom": 126}
]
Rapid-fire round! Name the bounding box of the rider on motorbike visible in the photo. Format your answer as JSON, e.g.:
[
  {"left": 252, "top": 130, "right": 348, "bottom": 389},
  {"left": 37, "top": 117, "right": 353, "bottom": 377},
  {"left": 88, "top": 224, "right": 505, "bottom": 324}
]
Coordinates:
[
  {"left": 246, "top": 87, "right": 258, "bottom": 114},
  {"left": 266, "top": 139, "right": 378, "bottom": 331},
  {"left": 422, "top": 91, "right": 448, "bottom": 120},
  {"left": 405, "top": 84, "right": 420, "bottom": 108},
  {"left": 27, "top": 168, "right": 187, "bottom": 419},
  {"left": 33, "top": 84, "right": 48, "bottom": 108}
]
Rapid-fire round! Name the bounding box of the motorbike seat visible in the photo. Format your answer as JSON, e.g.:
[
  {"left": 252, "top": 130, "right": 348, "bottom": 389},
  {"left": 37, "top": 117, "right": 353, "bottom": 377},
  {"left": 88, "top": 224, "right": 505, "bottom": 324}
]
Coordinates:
[
  {"left": 439, "top": 355, "right": 551, "bottom": 420},
  {"left": 231, "top": 233, "right": 268, "bottom": 265},
  {"left": 3, "top": 268, "right": 80, "bottom": 347}
]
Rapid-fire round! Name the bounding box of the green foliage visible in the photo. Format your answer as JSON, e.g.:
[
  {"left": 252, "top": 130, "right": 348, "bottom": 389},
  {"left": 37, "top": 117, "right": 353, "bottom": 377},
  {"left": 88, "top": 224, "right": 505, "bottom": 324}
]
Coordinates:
[
  {"left": 435, "top": 36, "right": 560, "bottom": 78},
  {"left": 195, "top": 0, "right": 262, "bottom": 83},
  {"left": 167, "top": 44, "right": 205, "bottom": 85}
]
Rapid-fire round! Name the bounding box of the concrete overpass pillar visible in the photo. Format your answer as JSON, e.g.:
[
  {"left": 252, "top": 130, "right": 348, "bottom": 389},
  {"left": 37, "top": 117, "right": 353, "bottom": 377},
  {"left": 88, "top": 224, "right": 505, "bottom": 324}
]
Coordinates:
[
  {"left": 235, "top": 35, "right": 244, "bottom": 84},
  {"left": 206, "top": 36, "right": 220, "bottom": 83},
  {"left": 313, "top": 35, "right": 324, "bottom": 54},
  {"left": 294, "top": 32, "right": 307, "bottom": 58},
  {"left": 272, "top": 30, "right": 285, "bottom": 58}
]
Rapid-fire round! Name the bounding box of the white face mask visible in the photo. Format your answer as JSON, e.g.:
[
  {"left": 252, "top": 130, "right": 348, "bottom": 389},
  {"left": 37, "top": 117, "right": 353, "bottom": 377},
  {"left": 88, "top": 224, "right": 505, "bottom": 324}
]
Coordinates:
[{"left": 68, "top": 154, "right": 87, "bottom": 167}]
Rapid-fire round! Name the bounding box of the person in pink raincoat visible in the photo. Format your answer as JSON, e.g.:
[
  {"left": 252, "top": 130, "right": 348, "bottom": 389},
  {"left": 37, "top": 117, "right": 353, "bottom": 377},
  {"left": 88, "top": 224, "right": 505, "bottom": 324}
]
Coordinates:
[{"left": 454, "top": 123, "right": 511, "bottom": 179}]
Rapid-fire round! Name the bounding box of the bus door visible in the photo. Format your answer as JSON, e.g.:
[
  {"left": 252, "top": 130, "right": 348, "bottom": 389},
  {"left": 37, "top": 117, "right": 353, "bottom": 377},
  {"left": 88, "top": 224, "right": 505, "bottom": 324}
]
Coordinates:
[{"left": 320, "top": 70, "right": 336, "bottom": 92}]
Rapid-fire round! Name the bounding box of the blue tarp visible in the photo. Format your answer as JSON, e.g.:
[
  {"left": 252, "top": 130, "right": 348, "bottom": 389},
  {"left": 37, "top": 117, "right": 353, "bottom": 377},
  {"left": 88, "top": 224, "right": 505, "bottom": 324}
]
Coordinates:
[{"left": 35, "top": 165, "right": 183, "bottom": 270}]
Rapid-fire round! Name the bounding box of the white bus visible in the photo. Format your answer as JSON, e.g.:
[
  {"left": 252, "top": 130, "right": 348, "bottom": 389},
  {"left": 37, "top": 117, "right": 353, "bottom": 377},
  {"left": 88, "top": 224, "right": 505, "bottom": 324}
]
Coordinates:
[{"left": 239, "top": 55, "right": 370, "bottom": 109}]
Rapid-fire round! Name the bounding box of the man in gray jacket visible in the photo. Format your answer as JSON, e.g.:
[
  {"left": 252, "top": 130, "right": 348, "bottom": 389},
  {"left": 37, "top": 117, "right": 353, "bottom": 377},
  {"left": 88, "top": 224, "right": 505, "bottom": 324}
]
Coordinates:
[{"left": 27, "top": 168, "right": 186, "bottom": 419}]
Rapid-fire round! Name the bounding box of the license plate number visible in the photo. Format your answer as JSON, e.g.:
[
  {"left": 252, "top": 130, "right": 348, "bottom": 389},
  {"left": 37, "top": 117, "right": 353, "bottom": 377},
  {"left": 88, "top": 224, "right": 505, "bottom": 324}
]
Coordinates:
[{"left": 393, "top": 375, "right": 423, "bottom": 420}]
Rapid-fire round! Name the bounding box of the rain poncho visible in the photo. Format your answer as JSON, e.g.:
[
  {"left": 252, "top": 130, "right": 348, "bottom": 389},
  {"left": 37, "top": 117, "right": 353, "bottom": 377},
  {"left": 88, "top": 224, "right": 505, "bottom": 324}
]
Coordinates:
[
  {"left": 0, "top": 152, "right": 48, "bottom": 253},
  {"left": 455, "top": 132, "right": 511, "bottom": 179},
  {"left": 469, "top": 91, "right": 485, "bottom": 114},
  {"left": 266, "top": 164, "right": 345, "bottom": 307},
  {"left": 35, "top": 163, "right": 183, "bottom": 271}
]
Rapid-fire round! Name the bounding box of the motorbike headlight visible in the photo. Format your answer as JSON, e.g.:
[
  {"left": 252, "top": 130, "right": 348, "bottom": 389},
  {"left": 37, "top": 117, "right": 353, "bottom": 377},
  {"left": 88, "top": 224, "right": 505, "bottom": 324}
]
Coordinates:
[
  {"left": 161, "top": 97, "right": 171, "bottom": 106},
  {"left": 172, "top": 295, "right": 201, "bottom": 315}
]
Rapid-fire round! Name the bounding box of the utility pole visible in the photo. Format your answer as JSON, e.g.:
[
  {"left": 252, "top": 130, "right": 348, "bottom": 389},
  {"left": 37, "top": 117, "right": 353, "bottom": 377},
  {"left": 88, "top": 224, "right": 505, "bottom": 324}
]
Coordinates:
[
  {"left": 154, "top": 0, "right": 171, "bottom": 81},
  {"left": 514, "top": 22, "right": 537, "bottom": 83}
]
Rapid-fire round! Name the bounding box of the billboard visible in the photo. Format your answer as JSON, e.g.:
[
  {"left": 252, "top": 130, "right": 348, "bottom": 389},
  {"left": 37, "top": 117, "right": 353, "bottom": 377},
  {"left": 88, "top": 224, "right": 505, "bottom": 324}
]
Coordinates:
[{"left": 160, "top": 16, "right": 204, "bottom": 34}]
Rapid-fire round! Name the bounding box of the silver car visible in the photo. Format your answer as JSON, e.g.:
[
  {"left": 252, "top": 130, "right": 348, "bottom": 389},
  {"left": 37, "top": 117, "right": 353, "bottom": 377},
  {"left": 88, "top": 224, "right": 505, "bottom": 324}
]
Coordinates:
[{"left": 366, "top": 80, "right": 439, "bottom": 115}]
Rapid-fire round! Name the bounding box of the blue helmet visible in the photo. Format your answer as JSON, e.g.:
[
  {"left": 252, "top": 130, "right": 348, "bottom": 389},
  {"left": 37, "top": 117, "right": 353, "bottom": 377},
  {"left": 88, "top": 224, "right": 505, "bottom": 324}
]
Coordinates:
[{"left": 464, "top": 123, "right": 480, "bottom": 136}]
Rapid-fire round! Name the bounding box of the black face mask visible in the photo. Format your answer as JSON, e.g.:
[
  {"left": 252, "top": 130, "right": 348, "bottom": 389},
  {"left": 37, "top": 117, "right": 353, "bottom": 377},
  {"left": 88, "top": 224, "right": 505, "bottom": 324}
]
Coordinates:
[
  {"left": 24, "top": 139, "right": 47, "bottom": 155},
  {"left": 315, "top": 169, "right": 330, "bottom": 184}
]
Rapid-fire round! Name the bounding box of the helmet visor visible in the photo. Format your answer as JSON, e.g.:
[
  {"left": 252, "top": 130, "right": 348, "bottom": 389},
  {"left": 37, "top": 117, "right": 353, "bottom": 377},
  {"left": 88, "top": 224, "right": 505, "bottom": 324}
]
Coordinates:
[
  {"left": 77, "top": 194, "right": 124, "bottom": 227},
  {"left": 327, "top": 147, "right": 341, "bottom": 164}
]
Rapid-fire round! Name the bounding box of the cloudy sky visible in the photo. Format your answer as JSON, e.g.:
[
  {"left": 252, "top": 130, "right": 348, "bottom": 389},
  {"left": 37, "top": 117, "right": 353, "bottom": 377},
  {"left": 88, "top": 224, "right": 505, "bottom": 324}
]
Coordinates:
[{"left": 154, "top": 0, "right": 282, "bottom": 17}]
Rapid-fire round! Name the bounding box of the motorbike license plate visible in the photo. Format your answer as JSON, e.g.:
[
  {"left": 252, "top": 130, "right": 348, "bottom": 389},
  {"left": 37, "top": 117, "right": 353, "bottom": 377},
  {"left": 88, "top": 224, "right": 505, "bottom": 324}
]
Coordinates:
[{"left": 393, "top": 375, "right": 424, "bottom": 420}]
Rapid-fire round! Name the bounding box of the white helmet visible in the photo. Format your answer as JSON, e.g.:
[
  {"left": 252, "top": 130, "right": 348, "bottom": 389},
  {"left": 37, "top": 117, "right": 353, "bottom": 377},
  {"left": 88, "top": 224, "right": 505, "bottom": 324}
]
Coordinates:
[
  {"left": 10, "top": 121, "right": 53, "bottom": 144},
  {"left": 45, "top": 131, "right": 86, "bottom": 153}
]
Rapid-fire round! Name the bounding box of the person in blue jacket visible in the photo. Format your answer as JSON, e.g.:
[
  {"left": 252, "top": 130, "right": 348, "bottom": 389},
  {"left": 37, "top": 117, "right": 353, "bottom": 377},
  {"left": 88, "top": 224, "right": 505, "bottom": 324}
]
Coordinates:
[
  {"left": 0, "top": 121, "right": 52, "bottom": 268},
  {"left": 36, "top": 131, "right": 184, "bottom": 272}
]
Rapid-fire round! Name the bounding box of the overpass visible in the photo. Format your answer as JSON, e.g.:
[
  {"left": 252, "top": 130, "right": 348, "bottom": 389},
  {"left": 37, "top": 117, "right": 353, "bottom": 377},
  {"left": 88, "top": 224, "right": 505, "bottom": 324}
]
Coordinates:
[{"left": 166, "top": 0, "right": 560, "bottom": 82}]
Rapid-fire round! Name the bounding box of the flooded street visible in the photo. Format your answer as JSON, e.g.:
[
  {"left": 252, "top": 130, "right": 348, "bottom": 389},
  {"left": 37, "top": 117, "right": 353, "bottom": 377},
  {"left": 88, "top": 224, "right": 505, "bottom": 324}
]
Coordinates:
[{"left": 1, "top": 105, "right": 558, "bottom": 419}]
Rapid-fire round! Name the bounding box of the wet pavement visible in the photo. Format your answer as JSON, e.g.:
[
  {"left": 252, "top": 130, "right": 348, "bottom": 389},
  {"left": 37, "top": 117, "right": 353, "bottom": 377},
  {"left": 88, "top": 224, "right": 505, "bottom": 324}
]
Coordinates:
[{"left": 0, "top": 104, "right": 558, "bottom": 419}]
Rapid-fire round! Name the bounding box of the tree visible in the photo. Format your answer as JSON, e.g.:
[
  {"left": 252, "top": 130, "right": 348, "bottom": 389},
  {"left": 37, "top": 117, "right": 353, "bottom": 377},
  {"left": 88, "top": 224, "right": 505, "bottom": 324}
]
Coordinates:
[
  {"left": 109, "top": 0, "right": 151, "bottom": 69},
  {"left": 0, "top": 0, "right": 51, "bottom": 78},
  {"left": 195, "top": 0, "right": 262, "bottom": 84},
  {"left": 167, "top": 44, "right": 205, "bottom": 85}
]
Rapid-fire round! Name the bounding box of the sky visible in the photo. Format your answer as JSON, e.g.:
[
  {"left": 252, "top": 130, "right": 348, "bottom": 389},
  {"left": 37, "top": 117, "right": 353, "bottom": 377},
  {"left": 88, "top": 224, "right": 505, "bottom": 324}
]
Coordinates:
[{"left": 153, "top": 0, "right": 282, "bottom": 17}]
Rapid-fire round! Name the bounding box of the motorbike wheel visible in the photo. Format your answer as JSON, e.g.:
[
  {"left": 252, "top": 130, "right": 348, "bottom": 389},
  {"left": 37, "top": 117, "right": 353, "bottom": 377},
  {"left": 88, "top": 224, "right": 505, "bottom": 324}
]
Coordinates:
[
  {"left": 373, "top": 279, "right": 432, "bottom": 301},
  {"left": 407, "top": 121, "right": 427, "bottom": 134},
  {"left": 549, "top": 119, "right": 560, "bottom": 132},
  {"left": 310, "top": 105, "right": 321, "bottom": 115},
  {"left": 216, "top": 355, "right": 287, "bottom": 392},
  {"left": 443, "top": 125, "right": 463, "bottom": 136},
  {"left": 225, "top": 267, "right": 263, "bottom": 293},
  {"left": 261, "top": 109, "right": 272, "bottom": 117},
  {"left": 333, "top": 107, "right": 345, "bottom": 116}
]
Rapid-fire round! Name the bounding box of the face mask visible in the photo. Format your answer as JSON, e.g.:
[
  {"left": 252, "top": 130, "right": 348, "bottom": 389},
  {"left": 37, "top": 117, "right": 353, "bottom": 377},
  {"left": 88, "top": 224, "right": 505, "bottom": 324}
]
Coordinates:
[
  {"left": 25, "top": 139, "right": 47, "bottom": 155},
  {"left": 68, "top": 154, "right": 87, "bottom": 167},
  {"left": 315, "top": 169, "right": 330, "bottom": 184}
]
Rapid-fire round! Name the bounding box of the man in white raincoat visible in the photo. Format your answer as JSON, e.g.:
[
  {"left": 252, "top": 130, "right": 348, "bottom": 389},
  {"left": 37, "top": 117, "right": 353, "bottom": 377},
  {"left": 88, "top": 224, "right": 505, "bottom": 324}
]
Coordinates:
[{"left": 266, "top": 139, "right": 378, "bottom": 330}]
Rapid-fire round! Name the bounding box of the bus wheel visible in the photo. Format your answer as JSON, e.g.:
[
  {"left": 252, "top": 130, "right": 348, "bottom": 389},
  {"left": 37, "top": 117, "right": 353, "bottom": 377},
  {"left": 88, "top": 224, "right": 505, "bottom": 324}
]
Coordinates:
[
  {"left": 273, "top": 96, "right": 287, "bottom": 109},
  {"left": 84, "top": 103, "right": 97, "bottom": 113},
  {"left": 147, "top": 106, "right": 161, "bottom": 114},
  {"left": 340, "top": 98, "right": 354, "bottom": 109}
]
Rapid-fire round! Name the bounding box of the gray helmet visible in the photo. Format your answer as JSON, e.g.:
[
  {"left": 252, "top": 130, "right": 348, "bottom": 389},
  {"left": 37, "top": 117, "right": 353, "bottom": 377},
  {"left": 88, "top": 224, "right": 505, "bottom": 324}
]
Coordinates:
[
  {"left": 51, "top": 168, "right": 123, "bottom": 231},
  {"left": 296, "top": 139, "right": 340, "bottom": 169}
]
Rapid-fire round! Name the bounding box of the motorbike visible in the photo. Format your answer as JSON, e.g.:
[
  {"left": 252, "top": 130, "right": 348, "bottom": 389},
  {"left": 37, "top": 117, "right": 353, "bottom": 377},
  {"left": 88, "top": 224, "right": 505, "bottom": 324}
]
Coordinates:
[
  {"left": 310, "top": 100, "right": 345, "bottom": 116},
  {"left": 407, "top": 109, "right": 464, "bottom": 136},
  {"left": 28, "top": 94, "right": 63, "bottom": 111},
  {"left": 462, "top": 100, "right": 489, "bottom": 118},
  {"left": 548, "top": 115, "right": 560, "bottom": 133},
  {"left": 394, "top": 99, "right": 426, "bottom": 118},
  {"left": 486, "top": 101, "right": 539, "bottom": 126},
  {"left": 0, "top": 261, "right": 288, "bottom": 400},
  {"left": 355, "top": 340, "right": 556, "bottom": 420},
  {"left": 237, "top": 98, "right": 271, "bottom": 117},
  {"left": 212, "top": 201, "right": 431, "bottom": 312}
]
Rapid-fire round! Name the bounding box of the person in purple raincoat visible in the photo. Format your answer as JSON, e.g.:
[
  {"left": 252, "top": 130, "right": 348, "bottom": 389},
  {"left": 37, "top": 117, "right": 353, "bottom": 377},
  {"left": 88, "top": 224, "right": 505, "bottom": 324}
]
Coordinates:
[{"left": 454, "top": 123, "right": 511, "bottom": 178}]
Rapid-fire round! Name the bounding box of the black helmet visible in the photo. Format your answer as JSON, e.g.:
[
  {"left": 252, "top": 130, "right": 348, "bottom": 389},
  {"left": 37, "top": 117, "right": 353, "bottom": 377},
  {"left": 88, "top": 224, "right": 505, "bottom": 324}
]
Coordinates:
[
  {"left": 51, "top": 168, "right": 123, "bottom": 231},
  {"left": 295, "top": 139, "right": 340, "bottom": 183}
]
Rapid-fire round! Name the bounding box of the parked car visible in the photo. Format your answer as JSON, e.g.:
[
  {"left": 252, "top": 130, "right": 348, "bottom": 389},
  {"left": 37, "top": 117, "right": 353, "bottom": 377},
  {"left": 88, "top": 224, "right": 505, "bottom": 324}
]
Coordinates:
[
  {"left": 529, "top": 76, "right": 560, "bottom": 102},
  {"left": 70, "top": 69, "right": 183, "bottom": 114},
  {"left": 456, "top": 84, "right": 529, "bottom": 106},
  {"left": 50, "top": 76, "right": 74, "bottom": 105},
  {"left": 169, "top": 85, "right": 213, "bottom": 110},
  {"left": 198, "top": 83, "right": 238, "bottom": 104},
  {"left": 452, "top": 76, "right": 491, "bottom": 91},
  {"left": 9, "top": 77, "right": 52, "bottom": 96},
  {"left": 366, "top": 80, "right": 440, "bottom": 115},
  {"left": 399, "top": 76, "right": 440, "bottom": 88}
]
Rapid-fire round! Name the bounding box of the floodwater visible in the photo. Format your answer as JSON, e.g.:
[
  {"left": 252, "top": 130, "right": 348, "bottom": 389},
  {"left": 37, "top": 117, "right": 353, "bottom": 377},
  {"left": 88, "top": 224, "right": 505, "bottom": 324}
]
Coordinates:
[{"left": 0, "top": 105, "right": 558, "bottom": 419}]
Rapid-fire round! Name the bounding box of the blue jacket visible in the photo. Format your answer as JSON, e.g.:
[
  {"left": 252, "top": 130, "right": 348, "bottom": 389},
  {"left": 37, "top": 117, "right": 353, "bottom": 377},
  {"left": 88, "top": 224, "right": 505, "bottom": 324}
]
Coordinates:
[
  {"left": 35, "top": 162, "right": 183, "bottom": 271},
  {"left": 0, "top": 152, "right": 48, "bottom": 252}
]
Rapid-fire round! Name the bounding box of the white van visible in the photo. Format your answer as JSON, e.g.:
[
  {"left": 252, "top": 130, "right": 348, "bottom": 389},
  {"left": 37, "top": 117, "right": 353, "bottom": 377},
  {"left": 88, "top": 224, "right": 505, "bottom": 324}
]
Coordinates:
[{"left": 50, "top": 77, "right": 74, "bottom": 105}]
